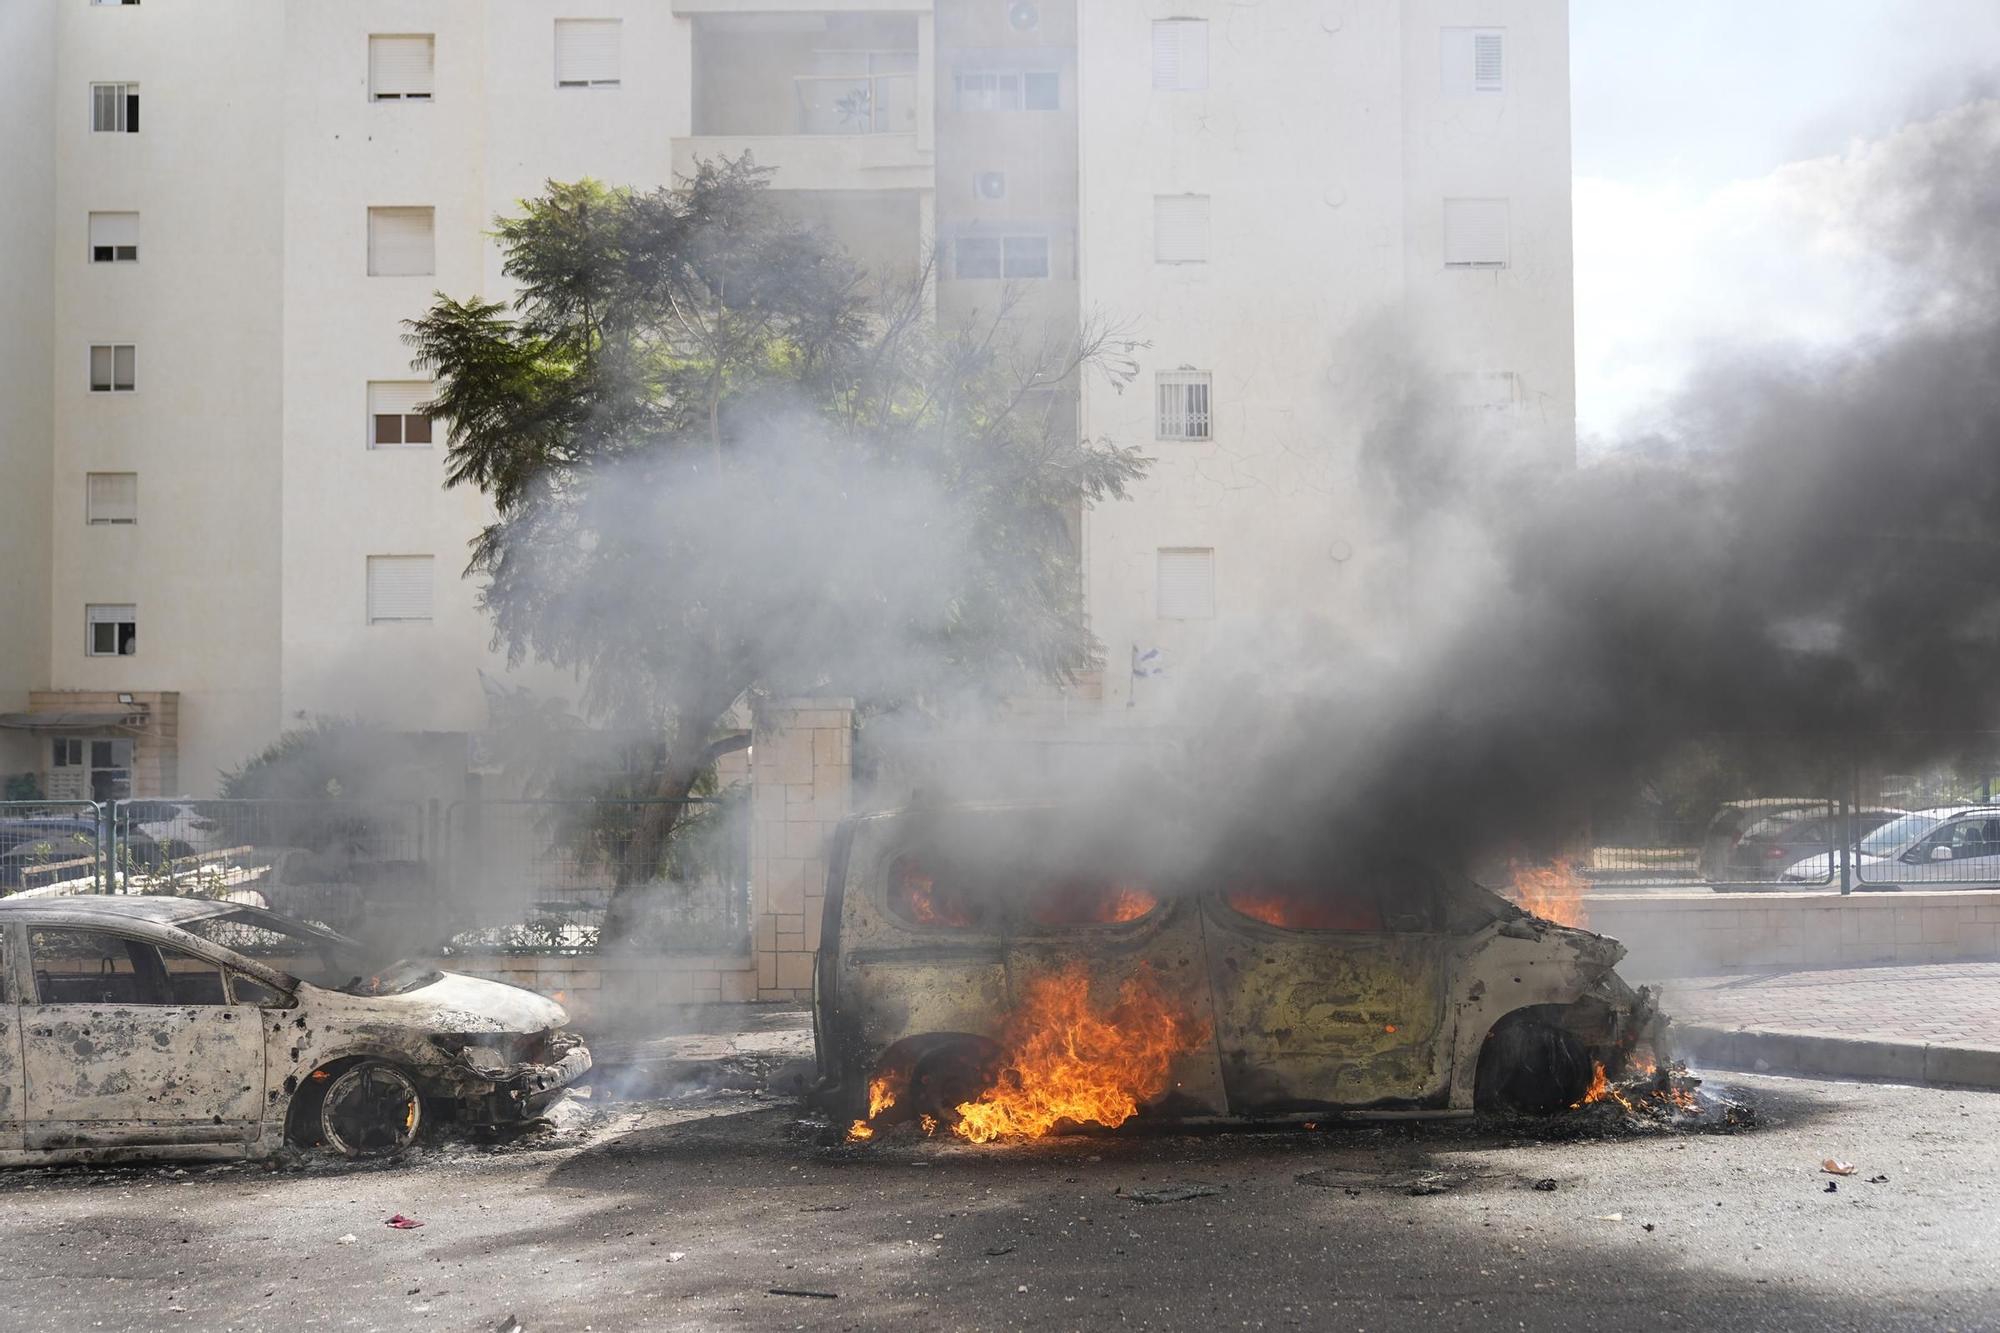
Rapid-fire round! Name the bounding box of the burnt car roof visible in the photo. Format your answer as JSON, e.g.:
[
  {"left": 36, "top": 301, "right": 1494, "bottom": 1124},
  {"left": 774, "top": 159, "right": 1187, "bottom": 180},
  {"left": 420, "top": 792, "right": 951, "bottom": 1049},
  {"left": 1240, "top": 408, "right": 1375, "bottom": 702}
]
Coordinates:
[{"left": 0, "top": 894, "right": 238, "bottom": 926}]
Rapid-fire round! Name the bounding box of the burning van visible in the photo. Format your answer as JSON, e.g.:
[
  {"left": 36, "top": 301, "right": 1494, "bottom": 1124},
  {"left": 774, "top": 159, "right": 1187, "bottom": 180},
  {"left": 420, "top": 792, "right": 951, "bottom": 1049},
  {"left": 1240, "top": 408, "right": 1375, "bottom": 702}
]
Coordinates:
[{"left": 813, "top": 805, "right": 1667, "bottom": 1142}]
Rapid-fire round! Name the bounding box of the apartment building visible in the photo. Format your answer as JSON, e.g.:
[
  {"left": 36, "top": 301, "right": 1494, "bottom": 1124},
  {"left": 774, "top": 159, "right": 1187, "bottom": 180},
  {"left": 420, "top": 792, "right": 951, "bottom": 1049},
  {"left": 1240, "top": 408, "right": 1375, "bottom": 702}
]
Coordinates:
[{"left": 0, "top": 0, "right": 1570, "bottom": 800}]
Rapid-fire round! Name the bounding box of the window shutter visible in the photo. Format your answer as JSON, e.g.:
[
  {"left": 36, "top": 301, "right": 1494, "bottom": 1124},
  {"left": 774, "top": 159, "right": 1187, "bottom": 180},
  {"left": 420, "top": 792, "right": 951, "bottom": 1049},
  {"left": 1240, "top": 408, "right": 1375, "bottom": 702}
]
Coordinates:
[
  {"left": 89, "top": 212, "right": 139, "bottom": 251},
  {"left": 1473, "top": 32, "right": 1504, "bottom": 92},
  {"left": 86, "top": 473, "right": 138, "bottom": 524},
  {"left": 370, "top": 35, "right": 435, "bottom": 100},
  {"left": 368, "top": 207, "right": 435, "bottom": 276},
  {"left": 367, "top": 556, "right": 435, "bottom": 623},
  {"left": 368, "top": 381, "right": 430, "bottom": 419},
  {"left": 1152, "top": 20, "right": 1208, "bottom": 91},
  {"left": 1156, "top": 549, "right": 1215, "bottom": 620},
  {"left": 1154, "top": 195, "right": 1210, "bottom": 264},
  {"left": 555, "top": 19, "right": 622, "bottom": 87},
  {"left": 1443, "top": 198, "right": 1509, "bottom": 268}
]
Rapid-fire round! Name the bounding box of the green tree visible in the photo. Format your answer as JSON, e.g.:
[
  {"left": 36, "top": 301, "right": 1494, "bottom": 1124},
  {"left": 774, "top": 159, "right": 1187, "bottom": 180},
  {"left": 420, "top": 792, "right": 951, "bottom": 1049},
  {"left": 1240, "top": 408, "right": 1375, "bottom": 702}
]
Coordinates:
[{"left": 405, "top": 159, "right": 1145, "bottom": 933}]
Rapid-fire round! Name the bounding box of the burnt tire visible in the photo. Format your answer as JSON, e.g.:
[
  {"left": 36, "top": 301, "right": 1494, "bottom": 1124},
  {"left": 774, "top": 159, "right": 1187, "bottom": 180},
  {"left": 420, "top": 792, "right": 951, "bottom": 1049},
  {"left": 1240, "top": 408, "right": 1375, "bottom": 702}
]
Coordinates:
[
  {"left": 318, "top": 1060, "right": 425, "bottom": 1158},
  {"left": 1475, "top": 1017, "right": 1592, "bottom": 1116}
]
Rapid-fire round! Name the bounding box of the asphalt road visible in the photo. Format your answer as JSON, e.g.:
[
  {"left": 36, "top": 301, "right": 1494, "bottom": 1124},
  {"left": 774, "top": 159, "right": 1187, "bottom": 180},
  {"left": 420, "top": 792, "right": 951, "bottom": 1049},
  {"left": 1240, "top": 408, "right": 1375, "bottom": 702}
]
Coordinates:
[{"left": 0, "top": 1074, "right": 1995, "bottom": 1332}]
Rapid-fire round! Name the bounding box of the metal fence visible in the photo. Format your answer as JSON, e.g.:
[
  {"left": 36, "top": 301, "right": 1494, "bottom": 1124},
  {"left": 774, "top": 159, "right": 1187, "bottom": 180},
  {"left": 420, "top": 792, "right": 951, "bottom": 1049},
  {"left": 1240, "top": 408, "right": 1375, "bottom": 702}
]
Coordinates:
[
  {"left": 441, "top": 798, "right": 748, "bottom": 955},
  {"left": 0, "top": 796, "right": 749, "bottom": 956},
  {"left": 1588, "top": 791, "right": 2000, "bottom": 893}
]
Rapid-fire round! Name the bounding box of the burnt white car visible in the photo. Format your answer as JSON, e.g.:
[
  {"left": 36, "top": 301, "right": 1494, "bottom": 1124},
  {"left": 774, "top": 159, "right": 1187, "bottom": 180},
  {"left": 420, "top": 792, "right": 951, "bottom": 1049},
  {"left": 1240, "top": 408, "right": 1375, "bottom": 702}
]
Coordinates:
[{"left": 0, "top": 896, "right": 589, "bottom": 1164}]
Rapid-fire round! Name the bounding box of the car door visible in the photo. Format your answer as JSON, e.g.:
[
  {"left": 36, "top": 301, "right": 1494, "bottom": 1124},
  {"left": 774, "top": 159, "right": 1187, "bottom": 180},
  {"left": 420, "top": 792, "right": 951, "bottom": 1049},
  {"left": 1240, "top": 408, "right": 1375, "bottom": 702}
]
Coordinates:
[
  {"left": 20, "top": 925, "right": 265, "bottom": 1149},
  {"left": 1896, "top": 816, "right": 2000, "bottom": 888},
  {"left": 0, "top": 924, "right": 23, "bottom": 1153},
  {"left": 1200, "top": 874, "right": 1451, "bottom": 1114}
]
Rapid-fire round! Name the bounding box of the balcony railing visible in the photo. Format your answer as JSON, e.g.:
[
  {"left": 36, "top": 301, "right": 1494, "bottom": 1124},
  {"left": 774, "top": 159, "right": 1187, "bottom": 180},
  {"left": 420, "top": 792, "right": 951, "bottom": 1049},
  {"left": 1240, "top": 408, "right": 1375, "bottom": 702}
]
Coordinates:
[{"left": 794, "top": 71, "right": 918, "bottom": 135}]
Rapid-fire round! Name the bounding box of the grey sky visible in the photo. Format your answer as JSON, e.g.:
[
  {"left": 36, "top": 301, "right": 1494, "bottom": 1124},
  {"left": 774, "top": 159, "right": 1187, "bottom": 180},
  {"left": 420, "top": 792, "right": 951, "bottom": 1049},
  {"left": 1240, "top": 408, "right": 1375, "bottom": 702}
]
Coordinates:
[{"left": 1571, "top": 1, "right": 2000, "bottom": 438}]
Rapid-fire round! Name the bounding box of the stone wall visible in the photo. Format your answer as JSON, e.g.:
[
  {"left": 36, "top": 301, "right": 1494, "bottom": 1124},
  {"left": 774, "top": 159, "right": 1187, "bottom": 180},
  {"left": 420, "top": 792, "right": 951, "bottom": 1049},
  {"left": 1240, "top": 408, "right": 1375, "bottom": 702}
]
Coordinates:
[
  {"left": 441, "top": 952, "right": 758, "bottom": 1033},
  {"left": 748, "top": 698, "right": 853, "bottom": 1002},
  {"left": 1590, "top": 889, "right": 2000, "bottom": 981}
]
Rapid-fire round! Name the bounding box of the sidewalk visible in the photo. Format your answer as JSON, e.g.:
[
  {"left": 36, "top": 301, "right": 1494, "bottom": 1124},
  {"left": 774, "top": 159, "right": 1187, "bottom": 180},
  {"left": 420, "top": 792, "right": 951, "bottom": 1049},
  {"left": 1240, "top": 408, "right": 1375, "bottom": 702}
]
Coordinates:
[
  {"left": 586, "top": 1004, "right": 817, "bottom": 1099},
  {"left": 1662, "top": 962, "right": 2000, "bottom": 1090}
]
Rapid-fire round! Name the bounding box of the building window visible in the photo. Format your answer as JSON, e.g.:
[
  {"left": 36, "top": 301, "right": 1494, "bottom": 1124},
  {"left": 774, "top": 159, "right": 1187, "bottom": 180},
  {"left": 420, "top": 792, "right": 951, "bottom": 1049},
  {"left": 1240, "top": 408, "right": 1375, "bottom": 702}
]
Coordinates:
[
  {"left": 1156, "top": 548, "right": 1215, "bottom": 620},
  {"left": 554, "top": 19, "right": 621, "bottom": 88},
  {"left": 1441, "top": 29, "right": 1505, "bottom": 96},
  {"left": 369, "top": 35, "right": 435, "bottom": 101},
  {"left": 1156, "top": 371, "right": 1212, "bottom": 441},
  {"left": 91, "top": 82, "right": 139, "bottom": 132},
  {"left": 88, "top": 211, "right": 139, "bottom": 263},
  {"left": 1449, "top": 371, "right": 1524, "bottom": 413},
  {"left": 85, "top": 472, "right": 137, "bottom": 525},
  {"left": 1152, "top": 20, "right": 1209, "bottom": 92},
  {"left": 955, "top": 234, "right": 1050, "bottom": 280},
  {"left": 1443, "top": 198, "right": 1510, "bottom": 268},
  {"left": 88, "top": 343, "right": 135, "bottom": 393},
  {"left": 1154, "top": 195, "right": 1210, "bottom": 264},
  {"left": 86, "top": 604, "right": 137, "bottom": 656},
  {"left": 367, "top": 556, "right": 434, "bottom": 624},
  {"left": 367, "top": 207, "right": 435, "bottom": 276},
  {"left": 368, "top": 382, "right": 434, "bottom": 449},
  {"left": 953, "top": 70, "right": 1060, "bottom": 112}
]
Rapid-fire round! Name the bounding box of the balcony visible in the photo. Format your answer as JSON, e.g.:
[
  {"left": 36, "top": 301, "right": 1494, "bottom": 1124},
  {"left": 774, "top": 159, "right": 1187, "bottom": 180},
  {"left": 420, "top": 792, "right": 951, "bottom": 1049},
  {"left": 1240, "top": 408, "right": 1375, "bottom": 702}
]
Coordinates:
[{"left": 675, "top": 13, "right": 934, "bottom": 192}]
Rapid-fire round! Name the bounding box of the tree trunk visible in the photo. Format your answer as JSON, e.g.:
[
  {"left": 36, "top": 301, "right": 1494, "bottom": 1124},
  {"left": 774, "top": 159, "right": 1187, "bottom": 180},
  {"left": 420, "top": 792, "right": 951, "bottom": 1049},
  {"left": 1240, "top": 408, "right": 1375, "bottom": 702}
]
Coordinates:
[{"left": 600, "top": 714, "right": 749, "bottom": 951}]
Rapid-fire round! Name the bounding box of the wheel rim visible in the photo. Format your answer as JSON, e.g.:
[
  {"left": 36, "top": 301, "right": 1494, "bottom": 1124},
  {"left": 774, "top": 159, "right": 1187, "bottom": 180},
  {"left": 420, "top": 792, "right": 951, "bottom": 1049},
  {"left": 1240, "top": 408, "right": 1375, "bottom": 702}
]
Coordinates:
[{"left": 319, "top": 1063, "right": 422, "bottom": 1158}]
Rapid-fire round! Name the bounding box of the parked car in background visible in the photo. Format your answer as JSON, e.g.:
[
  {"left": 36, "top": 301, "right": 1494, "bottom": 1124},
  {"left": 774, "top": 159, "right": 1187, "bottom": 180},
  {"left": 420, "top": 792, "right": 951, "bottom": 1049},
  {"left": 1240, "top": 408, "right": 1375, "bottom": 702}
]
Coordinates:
[
  {"left": 1705, "top": 803, "right": 1904, "bottom": 888},
  {"left": 122, "top": 799, "right": 227, "bottom": 858},
  {"left": 0, "top": 818, "right": 164, "bottom": 889},
  {"left": 0, "top": 895, "right": 590, "bottom": 1163},
  {"left": 1780, "top": 806, "right": 2000, "bottom": 890}
]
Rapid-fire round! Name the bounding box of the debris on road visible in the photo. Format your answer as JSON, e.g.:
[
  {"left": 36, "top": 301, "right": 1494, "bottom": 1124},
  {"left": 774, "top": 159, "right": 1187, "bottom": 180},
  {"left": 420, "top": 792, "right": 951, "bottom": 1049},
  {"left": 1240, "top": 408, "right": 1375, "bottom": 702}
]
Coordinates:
[
  {"left": 1824, "top": 1181, "right": 1838, "bottom": 1194},
  {"left": 1533, "top": 1178, "right": 1559, "bottom": 1191},
  {"left": 1118, "top": 1183, "right": 1223, "bottom": 1204},
  {"left": 385, "top": 1214, "right": 425, "bottom": 1229},
  {"left": 768, "top": 1288, "right": 840, "bottom": 1300},
  {"left": 984, "top": 1245, "right": 1016, "bottom": 1257},
  {"left": 1867, "top": 1174, "right": 1890, "bottom": 1184},
  {"left": 666, "top": 1251, "right": 687, "bottom": 1262},
  {"left": 335, "top": 1233, "right": 357, "bottom": 1246},
  {"left": 495, "top": 1317, "right": 524, "bottom": 1333},
  {"left": 1821, "top": 1159, "right": 1856, "bottom": 1176}
]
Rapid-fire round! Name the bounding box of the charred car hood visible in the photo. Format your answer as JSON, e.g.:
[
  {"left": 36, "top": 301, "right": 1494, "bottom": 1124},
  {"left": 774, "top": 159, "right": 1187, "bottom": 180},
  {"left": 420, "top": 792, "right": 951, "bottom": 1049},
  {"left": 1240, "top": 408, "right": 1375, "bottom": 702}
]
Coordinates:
[{"left": 305, "top": 971, "right": 570, "bottom": 1033}]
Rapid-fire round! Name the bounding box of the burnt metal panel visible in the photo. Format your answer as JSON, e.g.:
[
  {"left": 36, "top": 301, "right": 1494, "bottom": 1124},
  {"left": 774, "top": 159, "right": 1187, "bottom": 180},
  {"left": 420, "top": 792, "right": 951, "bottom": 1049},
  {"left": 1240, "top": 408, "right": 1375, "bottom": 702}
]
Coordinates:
[{"left": 1200, "top": 899, "right": 1452, "bottom": 1113}]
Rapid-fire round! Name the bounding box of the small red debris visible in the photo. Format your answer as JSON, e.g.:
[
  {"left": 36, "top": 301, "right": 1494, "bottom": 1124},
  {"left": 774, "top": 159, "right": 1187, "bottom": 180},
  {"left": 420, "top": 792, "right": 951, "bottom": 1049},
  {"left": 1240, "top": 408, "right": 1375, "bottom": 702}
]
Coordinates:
[{"left": 385, "top": 1214, "right": 425, "bottom": 1230}]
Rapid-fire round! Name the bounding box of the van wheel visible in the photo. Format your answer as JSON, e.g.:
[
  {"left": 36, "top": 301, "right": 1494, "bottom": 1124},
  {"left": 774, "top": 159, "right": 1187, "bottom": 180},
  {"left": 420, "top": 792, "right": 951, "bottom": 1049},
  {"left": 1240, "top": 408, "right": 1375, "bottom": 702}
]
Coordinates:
[
  {"left": 318, "top": 1061, "right": 424, "bottom": 1158},
  {"left": 1475, "top": 1013, "right": 1591, "bottom": 1115}
]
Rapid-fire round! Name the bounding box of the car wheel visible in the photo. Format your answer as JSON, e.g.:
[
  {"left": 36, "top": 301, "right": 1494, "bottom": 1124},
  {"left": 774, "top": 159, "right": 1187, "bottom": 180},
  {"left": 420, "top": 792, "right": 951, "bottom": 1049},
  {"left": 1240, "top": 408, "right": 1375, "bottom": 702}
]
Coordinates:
[
  {"left": 318, "top": 1060, "right": 424, "bottom": 1158},
  {"left": 1475, "top": 1015, "right": 1592, "bottom": 1115}
]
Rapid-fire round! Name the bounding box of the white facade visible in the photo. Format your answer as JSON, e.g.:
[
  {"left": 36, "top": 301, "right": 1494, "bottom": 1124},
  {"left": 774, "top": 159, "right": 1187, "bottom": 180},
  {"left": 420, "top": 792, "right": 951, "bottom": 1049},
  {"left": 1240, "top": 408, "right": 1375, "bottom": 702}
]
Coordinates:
[
  {"left": 1078, "top": 2, "right": 1574, "bottom": 712},
  {"left": 0, "top": 0, "right": 1570, "bottom": 795}
]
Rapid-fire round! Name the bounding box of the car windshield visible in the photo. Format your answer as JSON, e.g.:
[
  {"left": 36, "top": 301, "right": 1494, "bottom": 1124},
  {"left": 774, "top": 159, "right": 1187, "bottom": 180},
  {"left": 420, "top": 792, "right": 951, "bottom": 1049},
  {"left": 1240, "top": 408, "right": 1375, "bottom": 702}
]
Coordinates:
[
  {"left": 1858, "top": 814, "right": 1945, "bottom": 856},
  {"left": 180, "top": 907, "right": 440, "bottom": 995}
]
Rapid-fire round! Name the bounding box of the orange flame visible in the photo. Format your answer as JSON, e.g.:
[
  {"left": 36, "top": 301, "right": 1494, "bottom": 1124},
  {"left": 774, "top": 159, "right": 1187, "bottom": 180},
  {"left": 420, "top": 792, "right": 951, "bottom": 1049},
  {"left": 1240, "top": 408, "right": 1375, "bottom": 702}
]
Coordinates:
[
  {"left": 1223, "top": 885, "right": 1386, "bottom": 932},
  {"left": 951, "top": 963, "right": 1210, "bottom": 1143},
  {"left": 1575, "top": 1056, "right": 1701, "bottom": 1115},
  {"left": 1506, "top": 859, "right": 1588, "bottom": 928},
  {"left": 1028, "top": 881, "right": 1160, "bottom": 927},
  {"left": 890, "top": 859, "right": 981, "bottom": 927}
]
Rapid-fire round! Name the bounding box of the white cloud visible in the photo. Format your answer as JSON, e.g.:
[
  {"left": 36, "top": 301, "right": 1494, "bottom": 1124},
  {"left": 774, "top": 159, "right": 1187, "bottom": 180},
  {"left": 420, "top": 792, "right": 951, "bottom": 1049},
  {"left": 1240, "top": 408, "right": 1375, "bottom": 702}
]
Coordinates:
[{"left": 1572, "top": 102, "right": 2000, "bottom": 444}]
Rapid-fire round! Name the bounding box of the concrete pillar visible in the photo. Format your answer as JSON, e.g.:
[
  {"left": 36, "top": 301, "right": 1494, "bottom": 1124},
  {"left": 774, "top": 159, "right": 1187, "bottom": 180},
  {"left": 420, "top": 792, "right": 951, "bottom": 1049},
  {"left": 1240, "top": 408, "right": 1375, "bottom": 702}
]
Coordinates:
[{"left": 749, "top": 696, "right": 853, "bottom": 1002}]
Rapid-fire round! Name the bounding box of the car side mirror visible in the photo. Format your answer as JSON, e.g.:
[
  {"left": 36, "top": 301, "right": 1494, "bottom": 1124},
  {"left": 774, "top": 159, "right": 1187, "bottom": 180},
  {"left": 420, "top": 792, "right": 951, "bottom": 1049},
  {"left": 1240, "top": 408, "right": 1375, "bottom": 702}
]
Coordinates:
[{"left": 1931, "top": 845, "right": 1955, "bottom": 862}]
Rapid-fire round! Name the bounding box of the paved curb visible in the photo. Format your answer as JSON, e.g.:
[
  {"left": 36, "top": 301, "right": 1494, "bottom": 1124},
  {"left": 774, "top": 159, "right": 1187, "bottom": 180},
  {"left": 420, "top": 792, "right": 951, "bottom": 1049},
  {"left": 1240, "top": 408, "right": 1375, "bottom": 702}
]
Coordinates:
[{"left": 1678, "top": 1022, "right": 2000, "bottom": 1091}]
